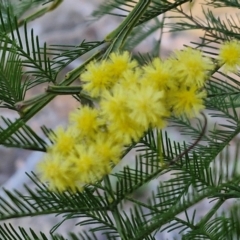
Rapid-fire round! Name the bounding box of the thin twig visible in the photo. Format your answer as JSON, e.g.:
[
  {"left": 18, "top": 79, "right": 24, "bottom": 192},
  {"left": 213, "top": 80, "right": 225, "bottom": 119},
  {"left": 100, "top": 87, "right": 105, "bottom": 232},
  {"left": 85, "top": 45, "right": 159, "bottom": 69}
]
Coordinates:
[{"left": 169, "top": 112, "right": 207, "bottom": 165}]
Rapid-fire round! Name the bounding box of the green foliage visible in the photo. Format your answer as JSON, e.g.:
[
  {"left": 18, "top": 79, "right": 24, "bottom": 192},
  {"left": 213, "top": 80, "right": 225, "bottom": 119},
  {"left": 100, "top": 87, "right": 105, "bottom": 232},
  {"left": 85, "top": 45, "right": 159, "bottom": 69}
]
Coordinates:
[
  {"left": 0, "top": 41, "right": 27, "bottom": 110},
  {"left": 0, "top": 0, "right": 240, "bottom": 239}
]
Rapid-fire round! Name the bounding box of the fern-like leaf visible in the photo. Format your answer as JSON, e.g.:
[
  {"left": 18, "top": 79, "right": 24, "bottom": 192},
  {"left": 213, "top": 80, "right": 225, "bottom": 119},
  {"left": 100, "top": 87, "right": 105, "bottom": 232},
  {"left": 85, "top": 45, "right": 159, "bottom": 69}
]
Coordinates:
[
  {"left": 0, "top": 40, "right": 27, "bottom": 110},
  {"left": 0, "top": 117, "right": 47, "bottom": 151}
]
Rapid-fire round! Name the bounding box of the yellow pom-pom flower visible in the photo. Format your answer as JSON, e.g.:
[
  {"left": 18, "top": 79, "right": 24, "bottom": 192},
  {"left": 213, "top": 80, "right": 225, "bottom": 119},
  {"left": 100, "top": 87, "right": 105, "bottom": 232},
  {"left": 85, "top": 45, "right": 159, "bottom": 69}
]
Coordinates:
[
  {"left": 69, "top": 106, "right": 101, "bottom": 139},
  {"left": 48, "top": 126, "right": 76, "bottom": 156},
  {"left": 107, "top": 51, "right": 137, "bottom": 79},
  {"left": 92, "top": 132, "right": 123, "bottom": 165},
  {"left": 142, "top": 58, "right": 175, "bottom": 90},
  {"left": 119, "top": 68, "right": 142, "bottom": 90},
  {"left": 218, "top": 40, "right": 240, "bottom": 73},
  {"left": 37, "top": 154, "right": 79, "bottom": 192},
  {"left": 172, "top": 48, "right": 214, "bottom": 87},
  {"left": 81, "top": 60, "right": 112, "bottom": 98},
  {"left": 100, "top": 85, "right": 129, "bottom": 122},
  {"left": 81, "top": 51, "right": 137, "bottom": 98},
  {"left": 167, "top": 86, "right": 206, "bottom": 117},
  {"left": 69, "top": 145, "right": 109, "bottom": 184},
  {"left": 128, "top": 85, "right": 168, "bottom": 129},
  {"left": 108, "top": 115, "right": 144, "bottom": 145}
]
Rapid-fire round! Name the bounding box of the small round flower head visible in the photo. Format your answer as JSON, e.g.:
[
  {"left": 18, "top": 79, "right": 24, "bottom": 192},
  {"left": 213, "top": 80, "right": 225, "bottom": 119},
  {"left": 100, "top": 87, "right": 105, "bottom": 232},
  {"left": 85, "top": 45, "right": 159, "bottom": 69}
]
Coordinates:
[
  {"left": 49, "top": 126, "right": 76, "bottom": 156},
  {"left": 107, "top": 51, "right": 137, "bottom": 80},
  {"left": 119, "top": 68, "right": 142, "bottom": 90},
  {"left": 70, "top": 145, "right": 108, "bottom": 184},
  {"left": 108, "top": 116, "right": 145, "bottom": 145},
  {"left": 91, "top": 132, "right": 123, "bottom": 165},
  {"left": 37, "top": 154, "right": 78, "bottom": 192},
  {"left": 142, "top": 58, "right": 175, "bottom": 90},
  {"left": 69, "top": 106, "right": 101, "bottom": 139},
  {"left": 167, "top": 86, "right": 206, "bottom": 117},
  {"left": 128, "top": 85, "right": 168, "bottom": 129},
  {"left": 172, "top": 48, "right": 214, "bottom": 87},
  {"left": 100, "top": 85, "right": 129, "bottom": 122},
  {"left": 81, "top": 60, "right": 112, "bottom": 98},
  {"left": 218, "top": 40, "right": 240, "bottom": 73}
]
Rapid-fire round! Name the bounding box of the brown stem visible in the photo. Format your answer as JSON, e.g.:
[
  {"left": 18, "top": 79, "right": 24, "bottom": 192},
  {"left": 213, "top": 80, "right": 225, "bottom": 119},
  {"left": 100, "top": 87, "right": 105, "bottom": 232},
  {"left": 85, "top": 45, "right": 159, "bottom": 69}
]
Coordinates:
[{"left": 169, "top": 112, "right": 207, "bottom": 165}]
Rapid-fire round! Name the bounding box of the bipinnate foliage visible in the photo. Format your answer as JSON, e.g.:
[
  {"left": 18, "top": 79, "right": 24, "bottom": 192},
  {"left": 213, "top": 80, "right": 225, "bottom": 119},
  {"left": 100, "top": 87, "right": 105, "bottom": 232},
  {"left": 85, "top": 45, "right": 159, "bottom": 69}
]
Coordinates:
[{"left": 0, "top": 0, "right": 240, "bottom": 239}]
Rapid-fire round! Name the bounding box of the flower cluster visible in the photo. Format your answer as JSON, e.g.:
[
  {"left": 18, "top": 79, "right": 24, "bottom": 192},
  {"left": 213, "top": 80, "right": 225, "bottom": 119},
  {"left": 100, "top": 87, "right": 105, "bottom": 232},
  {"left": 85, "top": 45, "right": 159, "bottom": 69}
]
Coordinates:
[
  {"left": 38, "top": 48, "right": 214, "bottom": 192},
  {"left": 218, "top": 40, "right": 240, "bottom": 73}
]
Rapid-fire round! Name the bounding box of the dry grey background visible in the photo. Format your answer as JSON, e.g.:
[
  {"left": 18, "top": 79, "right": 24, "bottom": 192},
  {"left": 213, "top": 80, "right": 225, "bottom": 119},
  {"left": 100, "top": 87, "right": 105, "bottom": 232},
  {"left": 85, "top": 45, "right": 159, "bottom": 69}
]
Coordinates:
[{"left": 0, "top": 1, "right": 239, "bottom": 239}]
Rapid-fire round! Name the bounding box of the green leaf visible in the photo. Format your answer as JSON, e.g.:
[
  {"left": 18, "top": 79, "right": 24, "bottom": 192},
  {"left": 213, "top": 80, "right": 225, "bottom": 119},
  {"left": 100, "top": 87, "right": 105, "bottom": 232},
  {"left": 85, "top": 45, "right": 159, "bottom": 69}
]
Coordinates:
[
  {"left": 0, "top": 0, "right": 53, "bottom": 30},
  {"left": 0, "top": 222, "right": 92, "bottom": 240},
  {"left": 0, "top": 117, "right": 47, "bottom": 151},
  {"left": 0, "top": 40, "right": 27, "bottom": 110},
  {"left": 91, "top": 0, "right": 190, "bottom": 27},
  {"left": 0, "top": 8, "right": 104, "bottom": 87}
]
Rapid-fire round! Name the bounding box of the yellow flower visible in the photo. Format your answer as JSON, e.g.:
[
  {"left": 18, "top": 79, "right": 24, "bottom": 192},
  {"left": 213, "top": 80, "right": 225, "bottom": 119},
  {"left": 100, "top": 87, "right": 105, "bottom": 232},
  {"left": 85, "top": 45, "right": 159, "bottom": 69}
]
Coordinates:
[
  {"left": 218, "top": 40, "right": 240, "bottom": 73},
  {"left": 37, "top": 154, "right": 79, "bottom": 192},
  {"left": 81, "top": 60, "right": 112, "bottom": 98},
  {"left": 119, "top": 68, "right": 142, "bottom": 90},
  {"left": 69, "top": 106, "right": 100, "bottom": 139},
  {"left": 107, "top": 51, "right": 137, "bottom": 80},
  {"left": 100, "top": 85, "right": 129, "bottom": 122},
  {"left": 108, "top": 116, "right": 144, "bottom": 145},
  {"left": 69, "top": 145, "right": 109, "bottom": 184},
  {"left": 92, "top": 132, "right": 123, "bottom": 165},
  {"left": 128, "top": 85, "right": 168, "bottom": 129},
  {"left": 142, "top": 58, "right": 175, "bottom": 90},
  {"left": 80, "top": 52, "right": 137, "bottom": 98},
  {"left": 49, "top": 126, "right": 76, "bottom": 156},
  {"left": 167, "top": 86, "right": 206, "bottom": 117},
  {"left": 172, "top": 48, "right": 214, "bottom": 87}
]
